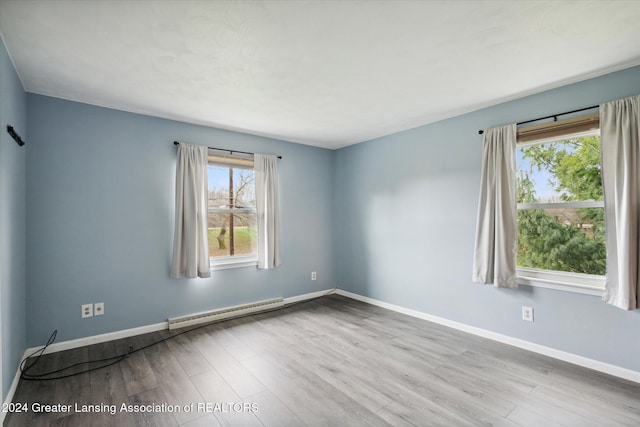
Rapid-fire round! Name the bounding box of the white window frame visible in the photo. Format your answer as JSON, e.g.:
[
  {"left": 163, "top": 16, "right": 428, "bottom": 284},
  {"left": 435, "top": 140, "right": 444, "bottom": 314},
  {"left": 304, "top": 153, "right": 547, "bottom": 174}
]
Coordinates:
[
  {"left": 515, "top": 129, "right": 605, "bottom": 295},
  {"left": 210, "top": 254, "right": 257, "bottom": 270},
  {"left": 207, "top": 154, "right": 258, "bottom": 270}
]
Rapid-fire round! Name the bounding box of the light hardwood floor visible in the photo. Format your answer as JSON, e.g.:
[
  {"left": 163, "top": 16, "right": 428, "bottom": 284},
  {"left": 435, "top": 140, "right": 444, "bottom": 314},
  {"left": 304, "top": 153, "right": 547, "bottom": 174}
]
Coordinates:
[{"left": 5, "top": 294, "right": 640, "bottom": 426}]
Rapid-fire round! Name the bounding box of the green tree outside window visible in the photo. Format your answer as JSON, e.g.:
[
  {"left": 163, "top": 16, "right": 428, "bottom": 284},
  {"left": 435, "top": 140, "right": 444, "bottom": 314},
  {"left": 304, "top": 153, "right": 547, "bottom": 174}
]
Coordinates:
[{"left": 516, "top": 135, "right": 606, "bottom": 275}]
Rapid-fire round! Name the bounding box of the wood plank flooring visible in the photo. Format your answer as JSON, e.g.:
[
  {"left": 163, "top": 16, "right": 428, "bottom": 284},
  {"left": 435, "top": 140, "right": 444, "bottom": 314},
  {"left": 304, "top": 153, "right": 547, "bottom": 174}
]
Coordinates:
[{"left": 5, "top": 294, "right": 640, "bottom": 426}]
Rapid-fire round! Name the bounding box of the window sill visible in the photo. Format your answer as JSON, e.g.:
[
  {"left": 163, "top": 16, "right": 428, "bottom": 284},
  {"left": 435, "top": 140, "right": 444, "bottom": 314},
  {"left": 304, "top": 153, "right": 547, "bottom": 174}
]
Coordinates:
[
  {"left": 516, "top": 267, "right": 604, "bottom": 296},
  {"left": 210, "top": 255, "right": 258, "bottom": 271}
]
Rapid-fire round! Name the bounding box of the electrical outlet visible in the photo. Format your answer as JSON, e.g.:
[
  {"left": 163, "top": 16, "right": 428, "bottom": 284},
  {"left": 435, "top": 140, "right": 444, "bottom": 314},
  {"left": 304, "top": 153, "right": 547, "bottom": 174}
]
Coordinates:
[
  {"left": 522, "top": 306, "right": 534, "bottom": 322},
  {"left": 311, "top": 271, "right": 317, "bottom": 280},
  {"left": 82, "top": 304, "right": 93, "bottom": 318},
  {"left": 94, "top": 302, "right": 104, "bottom": 316}
]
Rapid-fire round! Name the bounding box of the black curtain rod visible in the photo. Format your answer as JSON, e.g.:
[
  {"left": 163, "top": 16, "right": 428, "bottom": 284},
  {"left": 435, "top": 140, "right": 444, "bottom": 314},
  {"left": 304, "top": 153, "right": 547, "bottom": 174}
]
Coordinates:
[
  {"left": 477, "top": 104, "right": 599, "bottom": 135},
  {"left": 173, "top": 141, "right": 282, "bottom": 159},
  {"left": 6, "top": 125, "right": 25, "bottom": 146}
]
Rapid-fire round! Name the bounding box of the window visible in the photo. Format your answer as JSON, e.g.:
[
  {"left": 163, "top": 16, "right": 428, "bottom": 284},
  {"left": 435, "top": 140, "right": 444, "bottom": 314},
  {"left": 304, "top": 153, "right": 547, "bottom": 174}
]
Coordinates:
[
  {"left": 516, "top": 129, "right": 606, "bottom": 294},
  {"left": 207, "top": 153, "right": 258, "bottom": 269}
]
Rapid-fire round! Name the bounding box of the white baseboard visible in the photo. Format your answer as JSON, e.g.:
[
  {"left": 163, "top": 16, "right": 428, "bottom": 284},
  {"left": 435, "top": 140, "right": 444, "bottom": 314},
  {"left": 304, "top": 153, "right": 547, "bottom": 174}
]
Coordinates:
[
  {"left": 334, "top": 289, "right": 640, "bottom": 384},
  {"left": 284, "top": 288, "right": 336, "bottom": 304},
  {"left": 23, "top": 322, "right": 168, "bottom": 358}
]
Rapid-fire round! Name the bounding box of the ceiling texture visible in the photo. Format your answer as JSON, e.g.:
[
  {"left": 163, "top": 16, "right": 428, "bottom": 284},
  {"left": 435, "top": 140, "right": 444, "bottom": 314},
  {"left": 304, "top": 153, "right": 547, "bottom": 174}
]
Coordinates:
[{"left": 1, "top": 0, "right": 640, "bottom": 149}]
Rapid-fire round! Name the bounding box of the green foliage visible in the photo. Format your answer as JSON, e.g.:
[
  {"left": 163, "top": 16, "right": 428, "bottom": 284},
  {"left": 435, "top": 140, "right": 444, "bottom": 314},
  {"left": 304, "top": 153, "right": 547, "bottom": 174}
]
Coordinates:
[
  {"left": 520, "top": 136, "right": 602, "bottom": 201},
  {"left": 517, "top": 136, "right": 606, "bottom": 275},
  {"left": 517, "top": 209, "right": 606, "bottom": 275}
]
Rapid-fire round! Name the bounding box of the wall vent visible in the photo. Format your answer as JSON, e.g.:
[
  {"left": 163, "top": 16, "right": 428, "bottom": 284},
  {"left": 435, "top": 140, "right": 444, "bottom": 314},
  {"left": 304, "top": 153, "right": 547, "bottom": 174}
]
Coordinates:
[{"left": 167, "top": 297, "right": 284, "bottom": 330}]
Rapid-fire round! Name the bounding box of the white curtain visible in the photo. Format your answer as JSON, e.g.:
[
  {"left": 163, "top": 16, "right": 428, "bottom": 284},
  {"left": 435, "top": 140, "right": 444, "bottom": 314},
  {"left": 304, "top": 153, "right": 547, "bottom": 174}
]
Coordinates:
[
  {"left": 255, "top": 153, "right": 282, "bottom": 269},
  {"left": 170, "top": 143, "right": 210, "bottom": 279},
  {"left": 601, "top": 94, "right": 640, "bottom": 310},
  {"left": 472, "top": 124, "right": 518, "bottom": 288}
]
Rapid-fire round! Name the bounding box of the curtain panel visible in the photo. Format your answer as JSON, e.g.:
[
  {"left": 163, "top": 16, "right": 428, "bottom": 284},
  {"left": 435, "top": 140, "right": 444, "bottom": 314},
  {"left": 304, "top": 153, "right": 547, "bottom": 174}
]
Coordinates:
[
  {"left": 255, "top": 153, "right": 282, "bottom": 269},
  {"left": 472, "top": 124, "right": 518, "bottom": 288},
  {"left": 170, "top": 143, "right": 210, "bottom": 279},
  {"left": 601, "top": 94, "right": 640, "bottom": 310}
]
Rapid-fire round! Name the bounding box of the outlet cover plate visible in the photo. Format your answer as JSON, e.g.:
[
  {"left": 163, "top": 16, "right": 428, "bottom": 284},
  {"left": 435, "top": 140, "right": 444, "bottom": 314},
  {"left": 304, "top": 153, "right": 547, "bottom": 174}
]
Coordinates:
[
  {"left": 522, "top": 306, "right": 534, "bottom": 322},
  {"left": 82, "top": 303, "right": 93, "bottom": 318},
  {"left": 94, "top": 302, "right": 104, "bottom": 316}
]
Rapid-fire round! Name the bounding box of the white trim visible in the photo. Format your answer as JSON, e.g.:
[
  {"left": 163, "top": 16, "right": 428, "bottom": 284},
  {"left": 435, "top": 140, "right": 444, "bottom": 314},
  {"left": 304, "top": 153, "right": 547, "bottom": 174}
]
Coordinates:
[
  {"left": 284, "top": 288, "right": 336, "bottom": 305},
  {"left": 208, "top": 207, "right": 256, "bottom": 214},
  {"left": 23, "top": 322, "right": 168, "bottom": 358},
  {"left": 517, "top": 200, "right": 604, "bottom": 210},
  {"left": 210, "top": 254, "right": 258, "bottom": 270},
  {"left": 334, "top": 289, "right": 640, "bottom": 384},
  {"left": 517, "top": 277, "right": 603, "bottom": 296},
  {"left": 517, "top": 268, "right": 604, "bottom": 296}
]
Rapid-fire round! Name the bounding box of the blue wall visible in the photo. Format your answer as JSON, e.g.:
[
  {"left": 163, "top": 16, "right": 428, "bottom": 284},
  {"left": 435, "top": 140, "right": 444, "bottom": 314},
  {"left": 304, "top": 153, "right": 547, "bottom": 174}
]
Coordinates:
[
  {"left": 26, "top": 95, "right": 335, "bottom": 346},
  {"left": 334, "top": 65, "right": 640, "bottom": 372},
  {"left": 0, "top": 38, "right": 27, "bottom": 400}
]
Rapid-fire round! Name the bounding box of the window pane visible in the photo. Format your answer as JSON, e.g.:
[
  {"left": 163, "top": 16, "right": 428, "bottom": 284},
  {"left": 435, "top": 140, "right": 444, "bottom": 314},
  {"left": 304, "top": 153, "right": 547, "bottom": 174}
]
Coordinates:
[
  {"left": 516, "top": 135, "right": 602, "bottom": 203},
  {"left": 231, "top": 212, "right": 257, "bottom": 256},
  {"left": 208, "top": 163, "right": 257, "bottom": 259},
  {"left": 208, "top": 213, "right": 257, "bottom": 257},
  {"left": 208, "top": 167, "right": 256, "bottom": 209},
  {"left": 517, "top": 207, "right": 605, "bottom": 275}
]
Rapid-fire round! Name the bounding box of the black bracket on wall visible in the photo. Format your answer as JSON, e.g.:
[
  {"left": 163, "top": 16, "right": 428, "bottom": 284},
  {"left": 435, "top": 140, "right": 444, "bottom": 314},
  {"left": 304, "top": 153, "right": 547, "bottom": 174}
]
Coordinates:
[{"left": 6, "top": 125, "right": 25, "bottom": 147}]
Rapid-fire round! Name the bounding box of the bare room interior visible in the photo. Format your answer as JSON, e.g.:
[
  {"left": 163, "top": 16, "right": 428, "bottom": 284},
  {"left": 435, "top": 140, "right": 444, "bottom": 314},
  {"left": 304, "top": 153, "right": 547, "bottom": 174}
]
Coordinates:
[{"left": 1, "top": 1, "right": 640, "bottom": 426}]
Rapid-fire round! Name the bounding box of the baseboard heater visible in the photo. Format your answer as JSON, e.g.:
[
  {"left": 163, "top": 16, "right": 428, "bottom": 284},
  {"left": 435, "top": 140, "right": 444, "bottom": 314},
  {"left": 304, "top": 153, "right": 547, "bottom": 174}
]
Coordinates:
[{"left": 167, "top": 297, "right": 284, "bottom": 330}]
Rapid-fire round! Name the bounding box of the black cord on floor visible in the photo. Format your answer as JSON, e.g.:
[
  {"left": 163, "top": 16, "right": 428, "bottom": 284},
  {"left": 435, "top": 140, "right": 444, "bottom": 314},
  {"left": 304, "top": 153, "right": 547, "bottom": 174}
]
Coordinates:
[{"left": 19, "top": 289, "right": 337, "bottom": 381}]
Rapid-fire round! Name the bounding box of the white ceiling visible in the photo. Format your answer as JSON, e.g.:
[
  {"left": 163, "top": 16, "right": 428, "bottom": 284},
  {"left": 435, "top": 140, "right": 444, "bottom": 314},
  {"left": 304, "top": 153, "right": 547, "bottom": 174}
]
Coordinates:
[{"left": 1, "top": 0, "right": 640, "bottom": 149}]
